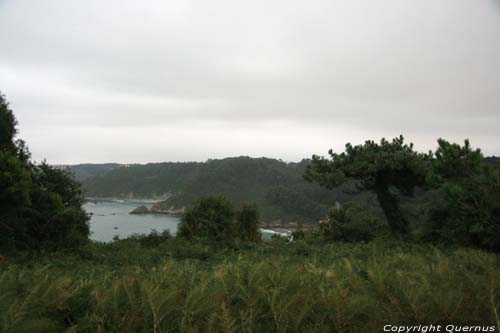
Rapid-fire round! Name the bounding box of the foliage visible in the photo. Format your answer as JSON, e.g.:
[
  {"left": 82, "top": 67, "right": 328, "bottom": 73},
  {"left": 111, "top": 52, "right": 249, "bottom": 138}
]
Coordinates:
[
  {"left": 0, "top": 93, "right": 17, "bottom": 153},
  {"left": 424, "top": 140, "right": 500, "bottom": 251},
  {"left": 0, "top": 94, "right": 30, "bottom": 162},
  {"left": 305, "top": 135, "right": 430, "bottom": 236},
  {"left": 0, "top": 151, "right": 32, "bottom": 208},
  {"left": 127, "top": 230, "right": 173, "bottom": 248},
  {"left": 24, "top": 163, "right": 89, "bottom": 250},
  {"left": 1, "top": 239, "right": 499, "bottom": 332},
  {"left": 60, "top": 163, "right": 122, "bottom": 181},
  {"left": 177, "top": 196, "right": 262, "bottom": 243},
  {"left": 431, "top": 138, "right": 483, "bottom": 182},
  {"left": 236, "top": 203, "right": 260, "bottom": 242},
  {"left": 291, "top": 223, "right": 306, "bottom": 240},
  {"left": 320, "top": 204, "right": 387, "bottom": 242},
  {"left": 177, "top": 196, "right": 236, "bottom": 241},
  {"left": 265, "top": 185, "right": 327, "bottom": 221},
  {"left": 0, "top": 151, "right": 33, "bottom": 250}
]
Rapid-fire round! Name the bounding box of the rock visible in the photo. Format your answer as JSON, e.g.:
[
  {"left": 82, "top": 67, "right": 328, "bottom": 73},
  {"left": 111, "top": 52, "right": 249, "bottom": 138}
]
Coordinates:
[
  {"left": 150, "top": 202, "right": 185, "bottom": 215},
  {"left": 150, "top": 202, "right": 164, "bottom": 213},
  {"left": 130, "top": 205, "right": 150, "bottom": 214}
]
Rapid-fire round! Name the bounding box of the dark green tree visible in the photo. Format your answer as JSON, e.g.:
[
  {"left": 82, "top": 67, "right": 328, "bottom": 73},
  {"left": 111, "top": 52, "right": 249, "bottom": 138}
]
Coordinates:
[
  {"left": 320, "top": 204, "right": 386, "bottom": 242},
  {"left": 177, "top": 196, "right": 236, "bottom": 241},
  {"left": 0, "top": 93, "right": 17, "bottom": 152},
  {"left": 424, "top": 140, "right": 500, "bottom": 251},
  {"left": 305, "top": 135, "right": 429, "bottom": 235},
  {"left": 27, "top": 162, "right": 90, "bottom": 249},
  {"left": 431, "top": 138, "right": 483, "bottom": 182},
  {"left": 236, "top": 203, "right": 260, "bottom": 241},
  {"left": 0, "top": 151, "right": 33, "bottom": 250},
  {"left": 0, "top": 94, "right": 30, "bottom": 161}
]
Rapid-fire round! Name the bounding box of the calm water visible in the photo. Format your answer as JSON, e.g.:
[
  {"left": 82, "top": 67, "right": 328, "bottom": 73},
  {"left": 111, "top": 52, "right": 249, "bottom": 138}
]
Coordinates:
[{"left": 84, "top": 200, "right": 180, "bottom": 242}]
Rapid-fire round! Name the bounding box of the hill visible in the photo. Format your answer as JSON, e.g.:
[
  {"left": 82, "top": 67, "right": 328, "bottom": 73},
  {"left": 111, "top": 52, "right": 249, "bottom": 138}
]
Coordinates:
[
  {"left": 61, "top": 163, "right": 123, "bottom": 181},
  {"left": 69, "top": 155, "right": 500, "bottom": 224},
  {"left": 73, "top": 157, "right": 374, "bottom": 223}
]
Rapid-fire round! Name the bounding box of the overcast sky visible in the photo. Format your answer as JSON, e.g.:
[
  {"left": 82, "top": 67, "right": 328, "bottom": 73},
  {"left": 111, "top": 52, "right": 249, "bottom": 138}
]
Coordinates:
[{"left": 1, "top": 0, "right": 499, "bottom": 164}]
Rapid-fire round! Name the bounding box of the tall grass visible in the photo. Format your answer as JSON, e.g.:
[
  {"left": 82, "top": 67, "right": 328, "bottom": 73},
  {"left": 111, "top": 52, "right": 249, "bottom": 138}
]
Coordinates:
[{"left": 1, "top": 240, "right": 499, "bottom": 332}]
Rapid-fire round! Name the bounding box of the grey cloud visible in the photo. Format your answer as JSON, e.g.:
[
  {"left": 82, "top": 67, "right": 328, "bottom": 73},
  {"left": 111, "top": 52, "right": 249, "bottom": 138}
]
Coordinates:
[{"left": 0, "top": 0, "right": 499, "bottom": 163}]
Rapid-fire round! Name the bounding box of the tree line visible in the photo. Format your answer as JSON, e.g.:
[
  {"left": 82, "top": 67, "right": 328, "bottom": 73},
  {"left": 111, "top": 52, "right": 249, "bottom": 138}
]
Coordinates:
[{"left": 305, "top": 136, "right": 500, "bottom": 251}]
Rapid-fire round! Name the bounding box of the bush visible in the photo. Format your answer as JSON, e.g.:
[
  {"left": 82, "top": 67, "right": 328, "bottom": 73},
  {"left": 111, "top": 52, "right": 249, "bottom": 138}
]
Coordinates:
[
  {"left": 128, "top": 229, "right": 172, "bottom": 248},
  {"left": 236, "top": 203, "right": 260, "bottom": 241},
  {"left": 291, "top": 229, "right": 305, "bottom": 240},
  {"left": 177, "top": 196, "right": 236, "bottom": 241},
  {"left": 177, "top": 196, "right": 262, "bottom": 243},
  {"left": 320, "top": 204, "right": 386, "bottom": 242}
]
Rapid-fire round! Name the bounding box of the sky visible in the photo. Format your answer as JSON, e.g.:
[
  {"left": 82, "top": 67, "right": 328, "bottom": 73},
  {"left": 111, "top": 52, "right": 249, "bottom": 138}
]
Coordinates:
[{"left": 0, "top": 0, "right": 499, "bottom": 164}]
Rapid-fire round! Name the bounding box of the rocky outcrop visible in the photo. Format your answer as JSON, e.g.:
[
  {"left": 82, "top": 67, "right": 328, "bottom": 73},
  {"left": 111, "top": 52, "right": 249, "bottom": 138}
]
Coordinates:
[
  {"left": 150, "top": 202, "right": 185, "bottom": 215},
  {"left": 150, "top": 202, "right": 164, "bottom": 213},
  {"left": 129, "top": 205, "right": 150, "bottom": 214}
]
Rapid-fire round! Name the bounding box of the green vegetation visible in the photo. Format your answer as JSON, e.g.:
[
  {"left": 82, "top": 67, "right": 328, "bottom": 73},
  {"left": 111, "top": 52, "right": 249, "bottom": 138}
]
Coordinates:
[
  {"left": 307, "top": 136, "right": 500, "bottom": 252},
  {"left": 0, "top": 93, "right": 89, "bottom": 252},
  {"left": 61, "top": 163, "right": 122, "bottom": 181},
  {"left": 177, "top": 196, "right": 259, "bottom": 242},
  {"left": 1, "top": 239, "right": 499, "bottom": 332},
  {"left": 423, "top": 139, "right": 500, "bottom": 251},
  {"left": 320, "top": 204, "right": 387, "bottom": 242},
  {"left": 74, "top": 153, "right": 499, "bottom": 226},
  {"left": 75, "top": 158, "right": 373, "bottom": 223},
  {"left": 236, "top": 203, "right": 261, "bottom": 242},
  {"left": 305, "top": 135, "right": 429, "bottom": 235}
]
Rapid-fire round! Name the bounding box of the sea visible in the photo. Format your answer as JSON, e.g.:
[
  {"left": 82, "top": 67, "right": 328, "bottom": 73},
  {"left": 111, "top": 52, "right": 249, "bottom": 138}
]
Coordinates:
[{"left": 83, "top": 199, "right": 180, "bottom": 242}]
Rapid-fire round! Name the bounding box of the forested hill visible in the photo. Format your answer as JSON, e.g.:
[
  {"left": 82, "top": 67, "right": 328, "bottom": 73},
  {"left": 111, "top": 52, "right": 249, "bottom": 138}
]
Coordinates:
[
  {"left": 61, "top": 163, "right": 123, "bottom": 181},
  {"left": 70, "top": 157, "right": 369, "bottom": 223},
  {"left": 67, "top": 155, "right": 499, "bottom": 223}
]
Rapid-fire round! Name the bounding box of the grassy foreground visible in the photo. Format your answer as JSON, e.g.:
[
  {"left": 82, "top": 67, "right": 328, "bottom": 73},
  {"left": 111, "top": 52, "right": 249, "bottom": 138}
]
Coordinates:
[{"left": 1, "top": 239, "right": 500, "bottom": 332}]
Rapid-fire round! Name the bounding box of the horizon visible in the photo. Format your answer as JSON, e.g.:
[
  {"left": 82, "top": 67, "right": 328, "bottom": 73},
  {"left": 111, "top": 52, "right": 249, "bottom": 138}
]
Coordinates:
[{"left": 56, "top": 149, "right": 499, "bottom": 167}]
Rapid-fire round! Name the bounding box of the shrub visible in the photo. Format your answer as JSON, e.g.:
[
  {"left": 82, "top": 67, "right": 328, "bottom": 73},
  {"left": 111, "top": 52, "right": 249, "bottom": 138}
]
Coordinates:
[
  {"left": 177, "top": 196, "right": 236, "bottom": 241},
  {"left": 177, "top": 196, "right": 263, "bottom": 243},
  {"left": 236, "top": 203, "right": 260, "bottom": 241},
  {"left": 320, "top": 204, "right": 386, "bottom": 242},
  {"left": 128, "top": 229, "right": 172, "bottom": 247}
]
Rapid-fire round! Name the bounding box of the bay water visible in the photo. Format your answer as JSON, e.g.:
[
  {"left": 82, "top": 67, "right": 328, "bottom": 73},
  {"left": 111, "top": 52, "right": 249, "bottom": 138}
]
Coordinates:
[{"left": 84, "top": 199, "right": 180, "bottom": 242}]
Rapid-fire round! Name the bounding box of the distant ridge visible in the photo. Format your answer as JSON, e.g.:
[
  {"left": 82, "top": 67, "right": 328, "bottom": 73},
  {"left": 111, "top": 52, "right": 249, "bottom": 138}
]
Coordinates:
[
  {"left": 68, "top": 157, "right": 372, "bottom": 223},
  {"left": 64, "top": 156, "right": 499, "bottom": 223},
  {"left": 59, "top": 163, "right": 123, "bottom": 181}
]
